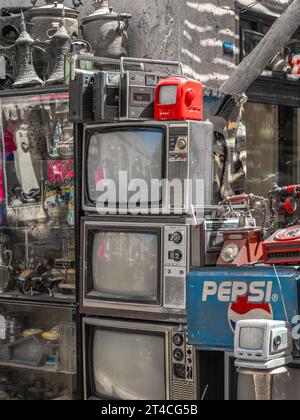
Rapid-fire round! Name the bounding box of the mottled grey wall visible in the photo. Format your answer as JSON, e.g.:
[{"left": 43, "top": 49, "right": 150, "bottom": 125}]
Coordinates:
[{"left": 2, "top": 0, "right": 291, "bottom": 86}]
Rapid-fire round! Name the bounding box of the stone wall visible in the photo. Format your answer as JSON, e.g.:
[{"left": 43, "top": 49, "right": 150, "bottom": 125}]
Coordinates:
[{"left": 2, "top": 0, "right": 291, "bottom": 86}]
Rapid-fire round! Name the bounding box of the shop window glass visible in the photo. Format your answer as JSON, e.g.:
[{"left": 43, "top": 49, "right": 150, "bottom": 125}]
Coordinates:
[{"left": 244, "top": 102, "right": 300, "bottom": 197}]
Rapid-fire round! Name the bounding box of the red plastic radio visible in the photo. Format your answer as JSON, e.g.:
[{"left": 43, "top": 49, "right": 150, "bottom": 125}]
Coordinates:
[
  {"left": 154, "top": 76, "right": 203, "bottom": 121},
  {"left": 263, "top": 226, "right": 300, "bottom": 265}
]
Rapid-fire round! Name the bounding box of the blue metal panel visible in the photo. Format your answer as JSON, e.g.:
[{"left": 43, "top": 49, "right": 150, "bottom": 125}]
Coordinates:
[{"left": 187, "top": 266, "right": 300, "bottom": 351}]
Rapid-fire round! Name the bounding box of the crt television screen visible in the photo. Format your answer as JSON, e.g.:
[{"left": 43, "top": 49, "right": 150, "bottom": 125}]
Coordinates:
[
  {"left": 239, "top": 327, "right": 264, "bottom": 351},
  {"left": 159, "top": 85, "right": 178, "bottom": 105},
  {"left": 88, "top": 230, "right": 159, "bottom": 303},
  {"left": 86, "top": 128, "right": 164, "bottom": 206},
  {"left": 92, "top": 328, "right": 166, "bottom": 400}
]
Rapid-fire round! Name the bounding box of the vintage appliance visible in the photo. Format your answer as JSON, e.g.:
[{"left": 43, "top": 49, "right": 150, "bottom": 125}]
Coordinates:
[
  {"left": 187, "top": 266, "right": 300, "bottom": 352},
  {"left": 234, "top": 320, "right": 292, "bottom": 370},
  {"left": 119, "top": 57, "right": 182, "bottom": 120},
  {"left": 199, "top": 218, "right": 256, "bottom": 266},
  {"left": 154, "top": 76, "right": 203, "bottom": 121},
  {"left": 216, "top": 194, "right": 268, "bottom": 266},
  {"left": 81, "top": 120, "right": 213, "bottom": 215},
  {"left": 225, "top": 353, "right": 300, "bottom": 400},
  {"left": 69, "top": 70, "right": 95, "bottom": 123},
  {"left": 93, "top": 71, "right": 120, "bottom": 121},
  {"left": 217, "top": 229, "right": 263, "bottom": 266},
  {"left": 82, "top": 317, "right": 198, "bottom": 400},
  {"left": 69, "top": 57, "right": 183, "bottom": 122},
  {"left": 269, "top": 183, "right": 300, "bottom": 223},
  {"left": 263, "top": 226, "right": 300, "bottom": 265},
  {"left": 81, "top": 217, "right": 211, "bottom": 321},
  {"left": 81, "top": 0, "right": 131, "bottom": 59}
]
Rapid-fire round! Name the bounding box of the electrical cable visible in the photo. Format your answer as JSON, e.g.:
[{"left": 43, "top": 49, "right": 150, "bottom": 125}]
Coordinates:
[{"left": 217, "top": 0, "right": 264, "bottom": 14}]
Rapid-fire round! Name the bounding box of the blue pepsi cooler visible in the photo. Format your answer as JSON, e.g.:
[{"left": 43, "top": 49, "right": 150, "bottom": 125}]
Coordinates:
[{"left": 187, "top": 266, "right": 300, "bottom": 351}]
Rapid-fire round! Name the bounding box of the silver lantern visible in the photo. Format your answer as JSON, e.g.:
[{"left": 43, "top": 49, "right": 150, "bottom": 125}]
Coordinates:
[{"left": 81, "top": 0, "right": 131, "bottom": 59}]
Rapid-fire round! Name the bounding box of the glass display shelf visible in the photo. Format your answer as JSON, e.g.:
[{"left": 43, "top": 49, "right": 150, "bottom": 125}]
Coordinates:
[
  {"left": 0, "top": 301, "right": 76, "bottom": 400},
  {"left": 0, "top": 366, "right": 75, "bottom": 400},
  {"left": 0, "top": 361, "right": 75, "bottom": 376},
  {"left": 0, "top": 89, "right": 76, "bottom": 304}
]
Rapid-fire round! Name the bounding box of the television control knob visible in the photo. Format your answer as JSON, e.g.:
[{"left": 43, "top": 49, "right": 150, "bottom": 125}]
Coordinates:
[
  {"left": 177, "top": 138, "right": 187, "bottom": 150},
  {"left": 170, "top": 232, "right": 183, "bottom": 244},
  {"left": 173, "top": 250, "right": 183, "bottom": 262},
  {"left": 274, "top": 336, "right": 282, "bottom": 347},
  {"left": 173, "top": 349, "right": 184, "bottom": 362},
  {"left": 173, "top": 333, "right": 184, "bottom": 347}
]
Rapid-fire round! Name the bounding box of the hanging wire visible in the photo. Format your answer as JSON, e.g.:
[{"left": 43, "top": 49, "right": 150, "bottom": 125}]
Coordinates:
[{"left": 217, "top": 0, "right": 265, "bottom": 14}]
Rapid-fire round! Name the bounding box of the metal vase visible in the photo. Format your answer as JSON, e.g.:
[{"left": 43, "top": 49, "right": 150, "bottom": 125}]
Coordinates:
[
  {"left": 28, "top": 1, "right": 79, "bottom": 42},
  {"left": 81, "top": 0, "right": 131, "bottom": 59}
]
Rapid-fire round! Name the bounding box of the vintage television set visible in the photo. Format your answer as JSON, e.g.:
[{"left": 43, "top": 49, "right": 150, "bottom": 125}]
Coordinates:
[
  {"left": 225, "top": 353, "right": 300, "bottom": 400},
  {"left": 82, "top": 318, "right": 197, "bottom": 400},
  {"left": 81, "top": 217, "right": 207, "bottom": 321},
  {"left": 82, "top": 317, "right": 225, "bottom": 401},
  {"left": 81, "top": 120, "right": 213, "bottom": 215}
]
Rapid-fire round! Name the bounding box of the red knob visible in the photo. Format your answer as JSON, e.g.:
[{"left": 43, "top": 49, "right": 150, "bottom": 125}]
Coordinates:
[{"left": 185, "top": 89, "right": 195, "bottom": 105}]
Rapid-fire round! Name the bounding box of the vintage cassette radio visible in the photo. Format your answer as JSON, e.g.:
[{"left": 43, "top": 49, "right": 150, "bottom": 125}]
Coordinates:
[
  {"left": 81, "top": 217, "right": 209, "bottom": 321},
  {"left": 263, "top": 226, "right": 300, "bottom": 265},
  {"left": 119, "top": 57, "right": 183, "bottom": 120},
  {"left": 69, "top": 70, "right": 95, "bottom": 123},
  {"left": 93, "top": 71, "right": 120, "bottom": 122},
  {"left": 198, "top": 218, "right": 256, "bottom": 266},
  {"left": 154, "top": 76, "right": 203, "bottom": 121},
  {"left": 69, "top": 57, "right": 182, "bottom": 123},
  {"left": 82, "top": 318, "right": 198, "bottom": 400}
]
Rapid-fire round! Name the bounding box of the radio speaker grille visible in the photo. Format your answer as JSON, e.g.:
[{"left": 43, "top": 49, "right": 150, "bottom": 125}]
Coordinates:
[{"left": 172, "top": 380, "right": 195, "bottom": 400}]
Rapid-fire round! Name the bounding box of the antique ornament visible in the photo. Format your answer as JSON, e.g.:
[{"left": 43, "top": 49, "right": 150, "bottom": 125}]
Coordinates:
[
  {"left": 29, "top": 0, "right": 80, "bottom": 42},
  {"left": 0, "top": 12, "right": 44, "bottom": 88},
  {"left": 81, "top": 0, "right": 132, "bottom": 59},
  {"left": 46, "top": 9, "right": 72, "bottom": 85}
]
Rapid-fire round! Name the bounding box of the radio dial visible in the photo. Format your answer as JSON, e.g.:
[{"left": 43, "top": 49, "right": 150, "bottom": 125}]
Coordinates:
[
  {"left": 170, "top": 232, "right": 183, "bottom": 245},
  {"left": 177, "top": 138, "right": 187, "bottom": 150}
]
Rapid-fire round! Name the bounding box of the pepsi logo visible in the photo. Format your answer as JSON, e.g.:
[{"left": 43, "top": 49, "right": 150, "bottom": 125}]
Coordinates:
[{"left": 228, "top": 294, "right": 273, "bottom": 333}]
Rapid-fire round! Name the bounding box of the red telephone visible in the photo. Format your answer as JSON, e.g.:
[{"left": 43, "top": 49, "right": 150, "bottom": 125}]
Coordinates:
[
  {"left": 154, "top": 76, "right": 203, "bottom": 121},
  {"left": 263, "top": 226, "right": 300, "bottom": 265},
  {"left": 217, "top": 194, "right": 264, "bottom": 267}
]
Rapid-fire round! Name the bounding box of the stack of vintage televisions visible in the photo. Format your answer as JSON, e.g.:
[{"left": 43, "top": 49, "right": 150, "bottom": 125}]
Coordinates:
[{"left": 72, "top": 55, "right": 224, "bottom": 401}]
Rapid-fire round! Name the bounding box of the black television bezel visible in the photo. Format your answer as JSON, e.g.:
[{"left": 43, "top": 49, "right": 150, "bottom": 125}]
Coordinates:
[
  {"left": 83, "top": 125, "right": 167, "bottom": 210},
  {"left": 86, "top": 324, "right": 167, "bottom": 401},
  {"left": 84, "top": 225, "right": 162, "bottom": 306}
]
